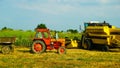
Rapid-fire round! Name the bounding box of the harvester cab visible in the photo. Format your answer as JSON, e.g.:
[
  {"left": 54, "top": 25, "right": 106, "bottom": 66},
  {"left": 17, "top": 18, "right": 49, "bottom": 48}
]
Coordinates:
[
  {"left": 84, "top": 21, "right": 111, "bottom": 29},
  {"left": 31, "top": 28, "right": 66, "bottom": 54}
]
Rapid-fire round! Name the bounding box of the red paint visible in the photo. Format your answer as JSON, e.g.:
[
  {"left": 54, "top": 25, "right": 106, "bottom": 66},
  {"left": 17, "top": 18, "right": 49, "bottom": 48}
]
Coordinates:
[{"left": 33, "top": 28, "right": 64, "bottom": 50}]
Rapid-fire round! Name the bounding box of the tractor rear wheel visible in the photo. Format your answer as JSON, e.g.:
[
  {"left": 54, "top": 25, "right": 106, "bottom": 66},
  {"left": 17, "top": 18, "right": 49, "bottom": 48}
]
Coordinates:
[
  {"left": 58, "top": 46, "right": 66, "bottom": 54},
  {"left": 31, "top": 40, "right": 46, "bottom": 54},
  {"left": 83, "top": 39, "right": 92, "bottom": 50},
  {"left": 1, "top": 46, "right": 11, "bottom": 54}
]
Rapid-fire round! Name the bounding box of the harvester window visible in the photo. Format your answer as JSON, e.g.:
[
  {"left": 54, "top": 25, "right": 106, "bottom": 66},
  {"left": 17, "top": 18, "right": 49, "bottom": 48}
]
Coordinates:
[
  {"left": 43, "top": 32, "right": 49, "bottom": 38},
  {"left": 36, "top": 32, "right": 42, "bottom": 38}
]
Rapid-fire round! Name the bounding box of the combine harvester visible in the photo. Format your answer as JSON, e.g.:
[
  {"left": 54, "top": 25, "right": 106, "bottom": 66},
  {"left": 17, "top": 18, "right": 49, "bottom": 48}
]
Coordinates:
[{"left": 81, "top": 21, "right": 120, "bottom": 51}]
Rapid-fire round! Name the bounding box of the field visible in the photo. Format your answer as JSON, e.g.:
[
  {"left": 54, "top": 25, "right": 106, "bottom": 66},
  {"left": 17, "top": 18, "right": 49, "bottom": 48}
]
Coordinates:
[
  {"left": 0, "top": 47, "right": 120, "bottom": 68},
  {"left": 0, "top": 29, "right": 120, "bottom": 68}
]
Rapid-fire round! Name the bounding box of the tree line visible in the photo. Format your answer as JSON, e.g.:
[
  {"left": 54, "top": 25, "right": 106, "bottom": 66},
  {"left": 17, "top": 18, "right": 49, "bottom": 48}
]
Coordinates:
[{"left": 1, "top": 24, "right": 79, "bottom": 33}]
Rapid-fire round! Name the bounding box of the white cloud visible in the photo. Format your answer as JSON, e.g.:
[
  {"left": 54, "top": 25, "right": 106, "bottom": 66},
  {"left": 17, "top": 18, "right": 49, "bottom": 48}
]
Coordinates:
[
  {"left": 99, "top": 0, "right": 109, "bottom": 4},
  {"left": 15, "top": 0, "right": 120, "bottom": 17},
  {"left": 17, "top": 1, "right": 77, "bottom": 15}
]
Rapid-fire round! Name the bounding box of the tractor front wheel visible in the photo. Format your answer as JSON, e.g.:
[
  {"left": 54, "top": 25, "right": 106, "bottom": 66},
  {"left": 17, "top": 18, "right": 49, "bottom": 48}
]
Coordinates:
[
  {"left": 58, "top": 46, "right": 66, "bottom": 54},
  {"left": 31, "top": 40, "right": 46, "bottom": 54}
]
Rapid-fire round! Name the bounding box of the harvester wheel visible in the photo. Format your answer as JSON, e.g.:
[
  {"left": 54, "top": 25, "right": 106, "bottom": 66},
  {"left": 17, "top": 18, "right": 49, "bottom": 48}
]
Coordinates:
[
  {"left": 31, "top": 40, "right": 46, "bottom": 54},
  {"left": 102, "top": 45, "right": 109, "bottom": 52},
  {"left": 58, "top": 46, "right": 66, "bottom": 54},
  {"left": 1, "top": 46, "right": 11, "bottom": 54},
  {"left": 83, "top": 39, "right": 92, "bottom": 50}
]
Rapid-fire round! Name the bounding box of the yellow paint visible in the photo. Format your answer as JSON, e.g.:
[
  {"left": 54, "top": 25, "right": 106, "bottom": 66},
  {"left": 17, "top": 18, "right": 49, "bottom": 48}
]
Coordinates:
[{"left": 86, "top": 25, "right": 120, "bottom": 46}]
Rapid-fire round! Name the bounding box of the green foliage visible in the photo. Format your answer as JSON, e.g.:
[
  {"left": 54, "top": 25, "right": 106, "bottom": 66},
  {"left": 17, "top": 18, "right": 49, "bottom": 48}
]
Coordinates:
[
  {"left": 58, "top": 32, "right": 82, "bottom": 40},
  {"left": 0, "top": 30, "right": 35, "bottom": 38},
  {"left": 1, "top": 27, "right": 13, "bottom": 31},
  {"left": 35, "top": 23, "right": 47, "bottom": 30},
  {"left": 0, "top": 29, "right": 81, "bottom": 47},
  {"left": 67, "top": 29, "right": 78, "bottom": 33},
  {"left": 0, "top": 30, "right": 35, "bottom": 47},
  {"left": 1, "top": 27, "right": 7, "bottom": 30},
  {"left": 15, "top": 38, "right": 32, "bottom": 47}
]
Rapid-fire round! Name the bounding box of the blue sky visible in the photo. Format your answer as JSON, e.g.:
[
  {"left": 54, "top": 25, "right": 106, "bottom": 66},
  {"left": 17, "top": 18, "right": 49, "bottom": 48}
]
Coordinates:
[{"left": 0, "top": 0, "right": 120, "bottom": 31}]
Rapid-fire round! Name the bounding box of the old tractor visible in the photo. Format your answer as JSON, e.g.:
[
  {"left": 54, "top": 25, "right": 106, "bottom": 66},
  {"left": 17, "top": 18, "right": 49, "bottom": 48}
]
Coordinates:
[
  {"left": 31, "top": 28, "right": 66, "bottom": 54},
  {"left": 0, "top": 37, "right": 15, "bottom": 54},
  {"left": 81, "top": 21, "right": 120, "bottom": 51}
]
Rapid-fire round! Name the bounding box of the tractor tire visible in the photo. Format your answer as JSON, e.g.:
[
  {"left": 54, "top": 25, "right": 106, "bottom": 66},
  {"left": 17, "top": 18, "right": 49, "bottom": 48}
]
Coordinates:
[
  {"left": 31, "top": 40, "right": 46, "bottom": 54},
  {"left": 58, "top": 46, "right": 66, "bottom": 54},
  {"left": 83, "top": 39, "right": 92, "bottom": 50},
  {"left": 102, "top": 45, "right": 109, "bottom": 52},
  {"left": 1, "top": 46, "right": 11, "bottom": 54}
]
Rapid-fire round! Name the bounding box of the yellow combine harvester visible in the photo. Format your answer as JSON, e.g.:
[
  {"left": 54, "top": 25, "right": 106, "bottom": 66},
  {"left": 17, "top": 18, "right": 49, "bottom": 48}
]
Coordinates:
[{"left": 81, "top": 21, "right": 120, "bottom": 51}]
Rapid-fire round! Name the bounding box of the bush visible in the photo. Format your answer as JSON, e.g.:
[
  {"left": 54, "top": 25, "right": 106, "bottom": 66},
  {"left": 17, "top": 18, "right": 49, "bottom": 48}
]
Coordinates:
[
  {"left": 15, "top": 38, "right": 32, "bottom": 47},
  {"left": 0, "top": 29, "right": 82, "bottom": 47}
]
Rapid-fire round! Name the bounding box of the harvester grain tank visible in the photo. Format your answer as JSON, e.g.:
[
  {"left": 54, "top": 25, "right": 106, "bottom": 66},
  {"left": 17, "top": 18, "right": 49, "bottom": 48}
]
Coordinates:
[{"left": 81, "top": 21, "right": 120, "bottom": 51}]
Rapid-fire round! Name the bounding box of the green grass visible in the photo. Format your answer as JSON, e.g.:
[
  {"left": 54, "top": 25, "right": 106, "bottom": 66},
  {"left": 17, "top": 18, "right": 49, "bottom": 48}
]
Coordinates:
[
  {"left": 0, "top": 30, "right": 81, "bottom": 47},
  {"left": 0, "top": 30, "right": 35, "bottom": 38},
  {"left": 0, "top": 47, "right": 120, "bottom": 68}
]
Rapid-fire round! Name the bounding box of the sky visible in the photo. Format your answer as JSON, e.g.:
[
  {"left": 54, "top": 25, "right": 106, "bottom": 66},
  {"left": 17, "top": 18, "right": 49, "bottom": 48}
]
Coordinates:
[{"left": 0, "top": 0, "right": 120, "bottom": 31}]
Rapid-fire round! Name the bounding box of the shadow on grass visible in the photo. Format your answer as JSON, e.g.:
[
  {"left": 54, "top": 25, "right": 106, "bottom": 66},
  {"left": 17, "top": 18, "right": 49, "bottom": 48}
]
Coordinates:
[
  {"left": 17, "top": 49, "right": 59, "bottom": 54},
  {"left": 17, "top": 50, "right": 30, "bottom": 53},
  {"left": 109, "top": 49, "right": 120, "bottom": 52},
  {"left": 0, "top": 51, "right": 3, "bottom": 54},
  {"left": 89, "top": 45, "right": 120, "bottom": 52}
]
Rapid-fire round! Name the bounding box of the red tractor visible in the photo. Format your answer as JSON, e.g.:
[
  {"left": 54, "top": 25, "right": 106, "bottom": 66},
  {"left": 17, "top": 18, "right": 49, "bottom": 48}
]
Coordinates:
[{"left": 31, "top": 28, "right": 66, "bottom": 54}]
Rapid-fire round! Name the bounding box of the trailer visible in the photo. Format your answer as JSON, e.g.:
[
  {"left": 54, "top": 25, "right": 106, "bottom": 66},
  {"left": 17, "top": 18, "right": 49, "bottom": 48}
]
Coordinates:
[{"left": 0, "top": 37, "right": 15, "bottom": 54}]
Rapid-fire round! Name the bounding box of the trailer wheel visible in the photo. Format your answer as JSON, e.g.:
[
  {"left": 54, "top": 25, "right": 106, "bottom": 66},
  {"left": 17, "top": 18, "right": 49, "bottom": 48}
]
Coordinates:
[
  {"left": 31, "top": 40, "right": 46, "bottom": 54},
  {"left": 58, "top": 46, "right": 66, "bottom": 54},
  {"left": 10, "top": 45, "right": 14, "bottom": 52},
  {"left": 1, "top": 46, "right": 11, "bottom": 54},
  {"left": 83, "top": 39, "right": 92, "bottom": 50},
  {"left": 102, "top": 45, "right": 109, "bottom": 52}
]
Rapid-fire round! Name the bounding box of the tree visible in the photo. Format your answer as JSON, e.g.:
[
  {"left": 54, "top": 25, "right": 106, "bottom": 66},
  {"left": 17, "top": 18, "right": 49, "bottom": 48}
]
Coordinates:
[
  {"left": 67, "top": 29, "right": 78, "bottom": 33},
  {"left": 1, "top": 27, "right": 13, "bottom": 31},
  {"left": 1, "top": 27, "right": 7, "bottom": 30},
  {"left": 35, "top": 23, "right": 47, "bottom": 29}
]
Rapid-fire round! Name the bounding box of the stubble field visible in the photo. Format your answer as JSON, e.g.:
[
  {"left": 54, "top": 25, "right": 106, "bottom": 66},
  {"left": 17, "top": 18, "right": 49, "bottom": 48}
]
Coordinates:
[{"left": 0, "top": 47, "right": 120, "bottom": 68}]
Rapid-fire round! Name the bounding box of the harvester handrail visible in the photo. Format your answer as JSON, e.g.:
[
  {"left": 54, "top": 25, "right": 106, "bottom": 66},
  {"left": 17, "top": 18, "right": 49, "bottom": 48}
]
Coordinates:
[{"left": 88, "top": 33, "right": 111, "bottom": 37}]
